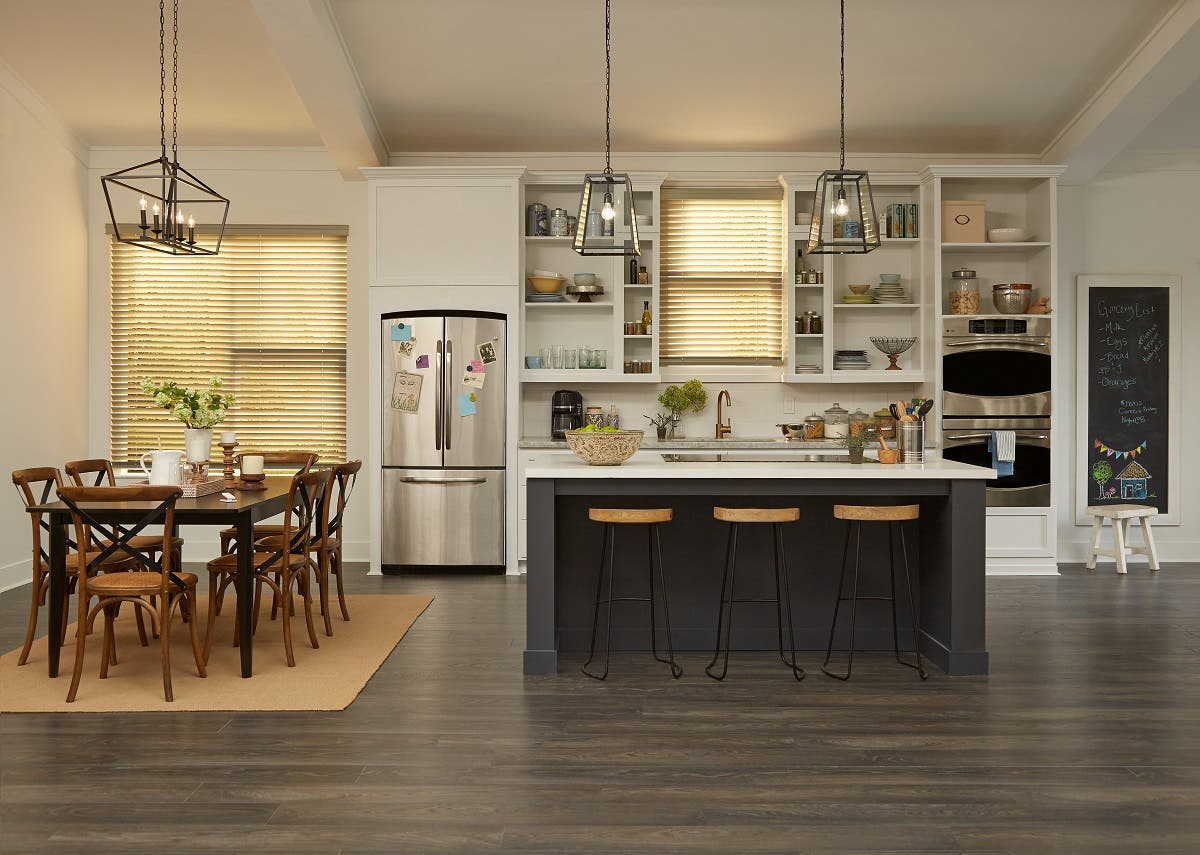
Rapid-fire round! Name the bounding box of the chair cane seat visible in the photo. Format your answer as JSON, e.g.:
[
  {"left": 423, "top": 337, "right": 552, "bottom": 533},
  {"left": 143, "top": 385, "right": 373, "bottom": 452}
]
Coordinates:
[
  {"left": 207, "top": 551, "right": 311, "bottom": 573},
  {"left": 88, "top": 571, "right": 197, "bottom": 594}
]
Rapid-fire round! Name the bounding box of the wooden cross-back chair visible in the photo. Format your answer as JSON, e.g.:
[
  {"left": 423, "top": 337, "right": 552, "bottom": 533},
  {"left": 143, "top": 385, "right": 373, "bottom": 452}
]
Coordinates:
[
  {"left": 217, "top": 451, "right": 318, "bottom": 557},
  {"left": 205, "top": 468, "right": 326, "bottom": 668},
  {"left": 57, "top": 485, "right": 205, "bottom": 703},
  {"left": 65, "top": 458, "right": 185, "bottom": 562},
  {"left": 254, "top": 460, "right": 362, "bottom": 636},
  {"left": 11, "top": 468, "right": 137, "bottom": 667}
]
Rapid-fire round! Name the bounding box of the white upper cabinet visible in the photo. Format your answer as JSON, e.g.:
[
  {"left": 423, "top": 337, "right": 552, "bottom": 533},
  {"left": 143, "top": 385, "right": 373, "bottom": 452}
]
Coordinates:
[{"left": 363, "top": 167, "right": 525, "bottom": 287}]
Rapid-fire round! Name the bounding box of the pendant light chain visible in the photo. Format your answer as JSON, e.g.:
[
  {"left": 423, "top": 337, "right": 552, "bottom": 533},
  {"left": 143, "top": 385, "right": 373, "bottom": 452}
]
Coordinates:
[
  {"left": 604, "top": 0, "right": 612, "bottom": 174},
  {"left": 839, "top": 0, "right": 845, "bottom": 171},
  {"left": 158, "top": 0, "right": 166, "bottom": 160},
  {"left": 171, "top": 0, "right": 179, "bottom": 164}
]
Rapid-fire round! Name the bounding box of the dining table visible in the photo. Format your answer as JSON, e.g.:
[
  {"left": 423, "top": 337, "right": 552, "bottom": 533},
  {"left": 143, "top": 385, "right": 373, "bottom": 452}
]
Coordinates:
[{"left": 27, "top": 476, "right": 294, "bottom": 679}]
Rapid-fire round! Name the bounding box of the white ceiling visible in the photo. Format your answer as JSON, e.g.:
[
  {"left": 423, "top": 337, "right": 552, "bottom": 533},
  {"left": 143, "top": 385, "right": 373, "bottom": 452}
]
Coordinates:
[
  {"left": 0, "top": 0, "right": 1188, "bottom": 156},
  {"left": 0, "top": 0, "right": 320, "bottom": 147}
]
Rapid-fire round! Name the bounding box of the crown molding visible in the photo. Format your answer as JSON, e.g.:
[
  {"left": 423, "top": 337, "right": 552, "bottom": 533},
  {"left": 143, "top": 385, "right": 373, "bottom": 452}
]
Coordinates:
[{"left": 0, "top": 57, "right": 87, "bottom": 166}]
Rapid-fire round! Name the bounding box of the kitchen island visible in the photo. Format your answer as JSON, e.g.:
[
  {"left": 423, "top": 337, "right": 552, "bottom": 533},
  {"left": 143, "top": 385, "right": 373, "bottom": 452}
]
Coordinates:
[{"left": 524, "top": 453, "right": 995, "bottom": 677}]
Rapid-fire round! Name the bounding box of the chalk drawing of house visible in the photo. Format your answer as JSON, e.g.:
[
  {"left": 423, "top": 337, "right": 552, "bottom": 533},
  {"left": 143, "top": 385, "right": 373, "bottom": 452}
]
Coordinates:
[{"left": 1116, "top": 460, "right": 1150, "bottom": 500}]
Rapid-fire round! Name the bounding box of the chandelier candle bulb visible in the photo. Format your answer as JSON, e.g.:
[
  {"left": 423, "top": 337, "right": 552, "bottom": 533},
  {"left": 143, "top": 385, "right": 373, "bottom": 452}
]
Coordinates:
[
  {"left": 187, "top": 216, "right": 195, "bottom": 244},
  {"left": 139, "top": 197, "right": 148, "bottom": 230},
  {"left": 152, "top": 203, "right": 160, "bottom": 234}
]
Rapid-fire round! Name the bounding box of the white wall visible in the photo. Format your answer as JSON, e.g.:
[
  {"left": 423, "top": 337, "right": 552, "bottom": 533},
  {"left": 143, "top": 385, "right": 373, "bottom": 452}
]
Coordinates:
[
  {"left": 0, "top": 79, "right": 89, "bottom": 590},
  {"left": 84, "top": 147, "right": 370, "bottom": 563},
  {"left": 1057, "top": 150, "right": 1200, "bottom": 562}
]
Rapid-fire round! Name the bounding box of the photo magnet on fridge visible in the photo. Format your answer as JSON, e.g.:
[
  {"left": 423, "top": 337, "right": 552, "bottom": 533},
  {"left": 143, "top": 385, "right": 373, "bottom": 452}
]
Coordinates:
[
  {"left": 392, "top": 339, "right": 415, "bottom": 359},
  {"left": 390, "top": 371, "right": 423, "bottom": 414},
  {"left": 477, "top": 341, "right": 497, "bottom": 364},
  {"left": 390, "top": 323, "right": 412, "bottom": 342},
  {"left": 463, "top": 367, "right": 485, "bottom": 389}
]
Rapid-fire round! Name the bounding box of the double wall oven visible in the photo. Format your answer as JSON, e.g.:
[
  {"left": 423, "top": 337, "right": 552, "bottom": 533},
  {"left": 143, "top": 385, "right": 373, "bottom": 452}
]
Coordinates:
[{"left": 940, "top": 317, "right": 1052, "bottom": 507}]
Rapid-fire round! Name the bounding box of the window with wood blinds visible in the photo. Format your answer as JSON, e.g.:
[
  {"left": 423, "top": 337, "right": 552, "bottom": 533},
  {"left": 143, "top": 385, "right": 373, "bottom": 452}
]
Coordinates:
[
  {"left": 659, "top": 189, "right": 785, "bottom": 364},
  {"left": 109, "top": 231, "right": 348, "bottom": 463}
]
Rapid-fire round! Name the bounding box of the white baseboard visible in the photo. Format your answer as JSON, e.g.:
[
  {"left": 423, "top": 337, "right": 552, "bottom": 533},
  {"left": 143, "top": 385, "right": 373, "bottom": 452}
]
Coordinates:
[
  {"left": 0, "top": 557, "right": 30, "bottom": 593},
  {"left": 1057, "top": 538, "right": 1200, "bottom": 564}
]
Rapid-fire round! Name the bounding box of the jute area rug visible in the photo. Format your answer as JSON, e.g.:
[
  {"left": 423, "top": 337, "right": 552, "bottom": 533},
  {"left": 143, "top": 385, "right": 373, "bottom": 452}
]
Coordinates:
[{"left": 0, "top": 593, "right": 432, "bottom": 713}]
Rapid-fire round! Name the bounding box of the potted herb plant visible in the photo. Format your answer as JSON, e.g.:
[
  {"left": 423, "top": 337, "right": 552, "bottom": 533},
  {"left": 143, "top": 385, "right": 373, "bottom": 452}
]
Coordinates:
[
  {"left": 142, "top": 378, "right": 235, "bottom": 464},
  {"left": 839, "top": 433, "right": 867, "bottom": 464},
  {"left": 657, "top": 379, "right": 708, "bottom": 439},
  {"left": 644, "top": 413, "right": 672, "bottom": 441}
]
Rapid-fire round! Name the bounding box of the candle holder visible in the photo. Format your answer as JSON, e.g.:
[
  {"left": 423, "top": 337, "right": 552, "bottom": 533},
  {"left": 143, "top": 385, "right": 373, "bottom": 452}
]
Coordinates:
[
  {"left": 238, "top": 472, "right": 267, "bottom": 492},
  {"left": 220, "top": 441, "right": 239, "bottom": 488}
]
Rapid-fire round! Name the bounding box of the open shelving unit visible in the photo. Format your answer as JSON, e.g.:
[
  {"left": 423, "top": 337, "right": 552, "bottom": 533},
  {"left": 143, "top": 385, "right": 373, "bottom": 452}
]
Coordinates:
[{"left": 519, "top": 171, "right": 666, "bottom": 383}]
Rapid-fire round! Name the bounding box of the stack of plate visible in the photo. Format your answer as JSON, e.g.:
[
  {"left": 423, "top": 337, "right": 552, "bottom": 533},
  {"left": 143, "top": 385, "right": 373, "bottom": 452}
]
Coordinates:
[
  {"left": 874, "top": 281, "right": 908, "bottom": 303},
  {"left": 841, "top": 293, "right": 876, "bottom": 304},
  {"left": 526, "top": 293, "right": 565, "bottom": 303},
  {"left": 833, "top": 350, "right": 871, "bottom": 370},
  {"left": 794, "top": 363, "right": 822, "bottom": 374}
]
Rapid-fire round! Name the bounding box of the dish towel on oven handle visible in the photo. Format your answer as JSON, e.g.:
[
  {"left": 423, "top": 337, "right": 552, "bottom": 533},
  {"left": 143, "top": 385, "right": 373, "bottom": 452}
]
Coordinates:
[{"left": 988, "top": 430, "right": 1016, "bottom": 477}]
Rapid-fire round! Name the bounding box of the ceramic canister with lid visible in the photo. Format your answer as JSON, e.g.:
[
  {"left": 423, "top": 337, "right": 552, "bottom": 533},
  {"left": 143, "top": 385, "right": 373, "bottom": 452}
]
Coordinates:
[{"left": 824, "top": 402, "right": 849, "bottom": 439}]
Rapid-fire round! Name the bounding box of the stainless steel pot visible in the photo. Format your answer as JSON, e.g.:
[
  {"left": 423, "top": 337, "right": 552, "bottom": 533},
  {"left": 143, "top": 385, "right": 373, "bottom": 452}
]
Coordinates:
[{"left": 992, "top": 283, "right": 1032, "bottom": 314}]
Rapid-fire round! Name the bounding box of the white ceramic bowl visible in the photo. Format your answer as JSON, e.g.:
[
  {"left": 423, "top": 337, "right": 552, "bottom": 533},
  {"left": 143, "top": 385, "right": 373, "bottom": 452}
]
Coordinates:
[
  {"left": 527, "top": 275, "right": 565, "bottom": 294},
  {"left": 987, "top": 227, "right": 1028, "bottom": 243},
  {"left": 565, "top": 429, "right": 644, "bottom": 466}
]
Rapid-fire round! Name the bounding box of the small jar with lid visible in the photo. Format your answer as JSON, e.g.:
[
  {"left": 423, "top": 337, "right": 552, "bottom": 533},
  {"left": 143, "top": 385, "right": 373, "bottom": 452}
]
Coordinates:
[
  {"left": 873, "top": 407, "right": 897, "bottom": 441},
  {"left": 824, "top": 402, "right": 849, "bottom": 439},
  {"left": 949, "top": 268, "right": 980, "bottom": 315},
  {"left": 848, "top": 407, "right": 870, "bottom": 438},
  {"left": 803, "top": 412, "right": 825, "bottom": 440}
]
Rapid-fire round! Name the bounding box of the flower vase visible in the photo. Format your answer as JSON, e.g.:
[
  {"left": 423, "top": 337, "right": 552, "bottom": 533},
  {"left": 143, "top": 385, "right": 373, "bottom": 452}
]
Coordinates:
[
  {"left": 184, "top": 428, "right": 213, "bottom": 469},
  {"left": 669, "top": 414, "right": 683, "bottom": 439}
]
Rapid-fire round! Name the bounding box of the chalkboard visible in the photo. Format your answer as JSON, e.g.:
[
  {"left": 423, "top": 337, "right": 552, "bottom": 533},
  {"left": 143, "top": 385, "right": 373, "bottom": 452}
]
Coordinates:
[{"left": 1077, "top": 277, "right": 1181, "bottom": 525}]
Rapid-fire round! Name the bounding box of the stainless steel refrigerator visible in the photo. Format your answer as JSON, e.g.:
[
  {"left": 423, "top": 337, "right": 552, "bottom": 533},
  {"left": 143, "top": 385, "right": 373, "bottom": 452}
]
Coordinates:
[{"left": 381, "top": 310, "right": 506, "bottom": 572}]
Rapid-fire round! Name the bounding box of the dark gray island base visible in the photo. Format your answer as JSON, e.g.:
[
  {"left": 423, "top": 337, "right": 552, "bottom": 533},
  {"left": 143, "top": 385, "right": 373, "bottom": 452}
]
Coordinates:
[{"left": 524, "top": 457, "right": 992, "bottom": 677}]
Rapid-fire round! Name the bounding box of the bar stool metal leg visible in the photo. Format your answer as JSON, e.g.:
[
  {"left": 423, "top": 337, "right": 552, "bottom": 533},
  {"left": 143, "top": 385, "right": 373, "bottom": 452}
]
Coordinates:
[
  {"left": 774, "top": 522, "right": 804, "bottom": 681},
  {"left": 822, "top": 520, "right": 862, "bottom": 681},
  {"left": 895, "top": 523, "right": 928, "bottom": 680},
  {"left": 705, "top": 523, "right": 739, "bottom": 681},
  {"left": 582, "top": 522, "right": 616, "bottom": 681},
  {"left": 651, "top": 523, "right": 683, "bottom": 678}
]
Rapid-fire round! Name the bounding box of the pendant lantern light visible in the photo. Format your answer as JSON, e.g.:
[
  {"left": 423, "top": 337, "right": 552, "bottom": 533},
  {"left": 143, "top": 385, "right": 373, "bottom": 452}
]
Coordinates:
[
  {"left": 101, "top": 0, "right": 229, "bottom": 255},
  {"left": 574, "top": 0, "right": 639, "bottom": 257},
  {"left": 807, "top": 0, "right": 879, "bottom": 255}
]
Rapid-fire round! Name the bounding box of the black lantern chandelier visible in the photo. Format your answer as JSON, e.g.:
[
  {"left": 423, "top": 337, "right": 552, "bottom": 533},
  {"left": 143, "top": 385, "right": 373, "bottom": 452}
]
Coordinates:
[
  {"left": 573, "top": 0, "right": 639, "bottom": 257},
  {"left": 101, "top": 0, "right": 229, "bottom": 255},
  {"left": 807, "top": 0, "right": 879, "bottom": 255}
]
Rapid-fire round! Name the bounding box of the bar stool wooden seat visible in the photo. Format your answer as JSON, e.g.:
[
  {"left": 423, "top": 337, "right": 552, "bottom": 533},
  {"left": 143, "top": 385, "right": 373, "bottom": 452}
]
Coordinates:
[
  {"left": 823, "top": 503, "right": 927, "bottom": 681},
  {"left": 1085, "top": 504, "right": 1160, "bottom": 574},
  {"left": 583, "top": 507, "right": 682, "bottom": 680},
  {"left": 706, "top": 506, "right": 804, "bottom": 682}
]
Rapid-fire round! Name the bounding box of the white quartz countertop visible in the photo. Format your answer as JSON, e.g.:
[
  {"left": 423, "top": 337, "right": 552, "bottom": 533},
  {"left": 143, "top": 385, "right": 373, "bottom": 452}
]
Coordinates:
[
  {"left": 519, "top": 436, "right": 939, "bottom": 451},
  {"left": 524, "top": 452, "right": 996, "bottom": 480}
]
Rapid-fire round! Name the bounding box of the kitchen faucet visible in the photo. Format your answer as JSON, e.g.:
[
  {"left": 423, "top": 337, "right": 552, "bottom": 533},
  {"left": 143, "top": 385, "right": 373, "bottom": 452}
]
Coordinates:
[{"left": 715, "top": 389, "right": 732, "bottom": 439}]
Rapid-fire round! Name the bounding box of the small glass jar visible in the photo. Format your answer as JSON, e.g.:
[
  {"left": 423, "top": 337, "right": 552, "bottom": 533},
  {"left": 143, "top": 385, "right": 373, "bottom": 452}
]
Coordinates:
[
  {"left": 949, "top": 268, "right": 980, "bottom": 315},
  {"left": 824, "top": 402, "right": 849, "bottom": 439},
  {"left": 803, "top": 412, "right": 825, "bottom": 440},
  {"left": 873, "top": 408, "right": 897, "bottom": 441},
  {"left": 585, "top": 406, "right": 604, "bottom": 429},
  {"left": 848, "top": 407, "right": 870, "bottom": 438}
]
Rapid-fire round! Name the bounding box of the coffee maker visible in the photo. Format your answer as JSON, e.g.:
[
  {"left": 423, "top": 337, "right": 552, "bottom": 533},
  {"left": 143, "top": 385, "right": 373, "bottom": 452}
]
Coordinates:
[{"left": 551, "top": 390, "right": 583, "bottom": 439}]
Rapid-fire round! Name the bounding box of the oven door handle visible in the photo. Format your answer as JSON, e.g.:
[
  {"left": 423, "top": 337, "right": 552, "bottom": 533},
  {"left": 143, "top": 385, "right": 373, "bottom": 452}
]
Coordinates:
[
  {"left": 945, "top": 432, "right": 1050, "bottom": 442},
  {"left": 945, "top": 339, "right": 1048, "bottom": 347}
]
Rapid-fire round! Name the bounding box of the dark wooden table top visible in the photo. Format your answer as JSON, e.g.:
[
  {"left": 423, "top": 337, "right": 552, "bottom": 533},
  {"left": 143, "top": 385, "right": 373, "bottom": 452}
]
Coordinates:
[{"left": 25, "top": 476, "right": 293, "bottom": 519}]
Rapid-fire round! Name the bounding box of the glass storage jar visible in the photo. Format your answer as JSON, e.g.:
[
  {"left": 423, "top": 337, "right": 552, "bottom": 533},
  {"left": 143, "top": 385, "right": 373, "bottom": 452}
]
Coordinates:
[
  {"left": 803, "top": 412, "right": 825, "bottom": 440},
  {"left": 824, "top": 402, "right": 849, "bottom": 439},
  {"left": 873, "top": 407, "right": 897, "bottom": 441},
  {"left": 949, "top": 268, "right": 980, "bottom": 315},
  {"left": 848, "top": 407, "right": 870, "bottom": 438}
]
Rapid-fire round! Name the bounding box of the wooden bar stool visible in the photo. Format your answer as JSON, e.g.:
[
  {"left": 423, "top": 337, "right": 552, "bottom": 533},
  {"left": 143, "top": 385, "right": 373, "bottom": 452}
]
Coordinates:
[
  {"left": 706, "top": 507, "right": 804, "bottom": 682},
  {"left": 822, "top": 504, "right": 927, "bottom": 681},
  {"left": 1085, "top": 505, "right": 1160, "bottom": 574},
  {"left": 583, "top": 508, "right": 682, "bottom": 681}
]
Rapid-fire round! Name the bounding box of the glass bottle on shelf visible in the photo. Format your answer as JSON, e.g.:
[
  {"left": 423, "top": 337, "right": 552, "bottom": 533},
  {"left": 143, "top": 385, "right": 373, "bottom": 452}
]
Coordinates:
[
  {"left": 641, "top": 300, "right": 653, "bottom": 335},
  {"left": 629, "top": 257, "right": 638, "bottom": 285},
  {"left": 637, "top": 265, "right": 649, "bottom": 284},
  {"left": 795, "top": 247, "right": 805, "bottom": 284}
]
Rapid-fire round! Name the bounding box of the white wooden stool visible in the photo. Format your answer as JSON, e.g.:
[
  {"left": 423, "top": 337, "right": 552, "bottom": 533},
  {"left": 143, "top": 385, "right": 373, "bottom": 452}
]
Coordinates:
[{"left": 1085, "top": 505, "right": 1160, "bottom": 574}]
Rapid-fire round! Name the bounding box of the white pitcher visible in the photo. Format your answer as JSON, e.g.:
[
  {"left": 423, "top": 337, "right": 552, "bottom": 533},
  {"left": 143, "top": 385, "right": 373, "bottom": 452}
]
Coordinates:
[{"left": 140, "top": 449, "right": 185, "bottom": 486}]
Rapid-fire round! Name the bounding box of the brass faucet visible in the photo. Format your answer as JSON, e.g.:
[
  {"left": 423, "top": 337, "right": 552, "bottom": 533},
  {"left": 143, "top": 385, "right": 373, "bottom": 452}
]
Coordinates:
[{"left": 715, "top": 389, "right": 732, "bottom": 439}]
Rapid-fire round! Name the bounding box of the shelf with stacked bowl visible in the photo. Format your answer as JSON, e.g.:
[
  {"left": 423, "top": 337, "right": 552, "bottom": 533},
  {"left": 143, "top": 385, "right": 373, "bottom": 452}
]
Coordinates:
[{"left": 521, "top": 270, "right": 619, "bottom": 382}]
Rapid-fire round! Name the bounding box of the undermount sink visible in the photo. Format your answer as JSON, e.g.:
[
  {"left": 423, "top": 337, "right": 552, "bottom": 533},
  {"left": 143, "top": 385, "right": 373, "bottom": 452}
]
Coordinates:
[{"left": 661, "top": 453, "right": 877, "bottom": 464}]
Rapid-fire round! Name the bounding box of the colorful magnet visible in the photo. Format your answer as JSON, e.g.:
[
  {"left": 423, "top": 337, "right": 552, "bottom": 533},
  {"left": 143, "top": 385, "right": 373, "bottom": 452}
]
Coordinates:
[
  {"left": 463, "top": 368, "right": 485, "bottom": 389},
  {"left": 478, "top": 341, "right": 498, "bottom": 364},
  {"left": 393, "top": 339, "right": 415, "bottom": 359},
  {"left": 391, "top": 323, "right": 412, "bottom": 342},
  {"left": 457, "top": 393, "right": 476, "bottom": 417},
  {"left": 468, "top": 358, "right": 485, "bottom": 373},
  {"left": 415, "top": 354, "right": 429, "bottom": 369}
]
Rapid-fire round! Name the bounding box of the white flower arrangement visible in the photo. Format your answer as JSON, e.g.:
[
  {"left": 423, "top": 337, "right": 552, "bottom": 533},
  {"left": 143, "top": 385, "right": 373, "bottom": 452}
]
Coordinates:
[{"left": 141, "top": 378, "right": 235, "bottom": 428}]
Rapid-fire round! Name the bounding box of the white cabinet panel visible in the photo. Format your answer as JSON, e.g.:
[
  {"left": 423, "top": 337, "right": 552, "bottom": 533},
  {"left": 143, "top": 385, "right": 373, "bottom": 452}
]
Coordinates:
[{"left": 986, "top": 509, "right": 1055, "bottom": 557}]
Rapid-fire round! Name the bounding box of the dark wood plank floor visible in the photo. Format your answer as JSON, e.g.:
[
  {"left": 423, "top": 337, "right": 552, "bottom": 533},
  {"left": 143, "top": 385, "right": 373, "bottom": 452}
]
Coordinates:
[{"left": 3, "top": 563, "right": 1200, "bottom": 854}]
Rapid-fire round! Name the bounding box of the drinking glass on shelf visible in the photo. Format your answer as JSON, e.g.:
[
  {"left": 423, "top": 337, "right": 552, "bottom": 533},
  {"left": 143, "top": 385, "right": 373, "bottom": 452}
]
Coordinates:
[
  {"left": 550, "top": 345, "right": 563, "bottom": 369},
  {"left": 579, "top": 347, "right": 593, "bottom": 369},
  {"left": 564, "top": 348, "right": 578, "bottom": 369},
  {"left": 595, "top": 348, "right": 608, "bottom": 370},
  {"left": 538, "top": 347, "right": 551, "bottom": 369}
]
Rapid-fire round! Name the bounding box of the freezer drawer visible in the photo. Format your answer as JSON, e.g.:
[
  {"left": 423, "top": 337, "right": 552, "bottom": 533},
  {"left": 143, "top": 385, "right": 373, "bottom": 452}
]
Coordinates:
[{"left": 382, "top": 468, "right": 505, "bottom": 571}]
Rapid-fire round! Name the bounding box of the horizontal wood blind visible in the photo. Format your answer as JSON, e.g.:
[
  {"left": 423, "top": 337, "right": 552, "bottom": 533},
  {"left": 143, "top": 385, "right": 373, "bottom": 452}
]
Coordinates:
[
  {"left": 660, "top": 189, "right": 784, "bottom": 363},
  {"left": 110, "top": 233, "right": 348, "bottom": 463}
]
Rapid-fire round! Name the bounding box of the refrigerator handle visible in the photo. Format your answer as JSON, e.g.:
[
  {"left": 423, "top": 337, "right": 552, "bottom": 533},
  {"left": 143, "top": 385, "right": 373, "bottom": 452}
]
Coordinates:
[
  {"left": 445, "top": 339, "right": 453, "bottom": 450},
  {"left": 434, "top": 340, "right": 443, "bottom": 451}
]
